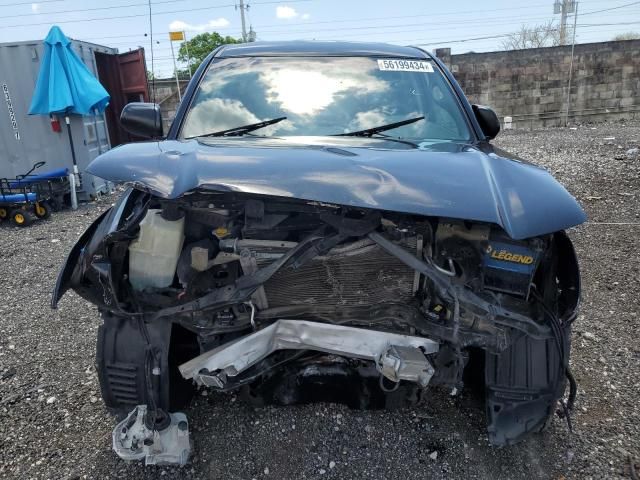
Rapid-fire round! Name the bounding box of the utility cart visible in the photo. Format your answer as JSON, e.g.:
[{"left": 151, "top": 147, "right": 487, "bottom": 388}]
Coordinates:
[
  {"left": 8, "top": 162, "right": 70, "bottom": 211},
  {"left": 0, "top": 168, "right": 53, "bottom": 227}
]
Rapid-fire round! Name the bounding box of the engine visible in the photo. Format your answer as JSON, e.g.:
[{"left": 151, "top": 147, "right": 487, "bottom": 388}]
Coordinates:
[{"left": 125, "top": 193, "right": 544, "bottom": 337}]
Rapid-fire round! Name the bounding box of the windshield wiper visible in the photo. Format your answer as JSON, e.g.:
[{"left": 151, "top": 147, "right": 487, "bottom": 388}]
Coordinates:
[
  {"left": 365, "top": 133, "right": 421, "bottom": 148},
  {"left": 194, "top": 116, "right": 287, "bottom": 138},
  {"left": 335, "top": 116, "right": 425, "bottom": 137}
]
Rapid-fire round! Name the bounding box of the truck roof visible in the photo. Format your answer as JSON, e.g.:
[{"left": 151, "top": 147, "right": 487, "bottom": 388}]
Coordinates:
[{"left": 217, "top": 40, "right": 432, "bottom": 59}]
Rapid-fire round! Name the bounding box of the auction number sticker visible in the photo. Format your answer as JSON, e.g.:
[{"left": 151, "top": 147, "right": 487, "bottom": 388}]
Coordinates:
[{"left": 377, "top": 59, "right": 434, "bottom": 73}]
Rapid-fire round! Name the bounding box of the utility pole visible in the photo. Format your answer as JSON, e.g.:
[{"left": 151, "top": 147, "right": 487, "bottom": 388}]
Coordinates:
[
  {"left": 564, "top": 1, "right": 579, "bottom": 126},
  {"left": 559, "top": 1, "right": 568, "bottom": 45},
  {"left": 168, "top": 31, "right": 184, "bottom": 102},
  {"left": 554, "top": 0, "right": 576, "bottom": 45},
  {"left": 237, "top": 0, "right": 248, "bottom": 42},
  {"left": 169, "top": 40, "right": 182, "bottom": 102},
  {"left": 183, "top": 30, "right": 192, "bottom": 79},
  {"left": 248, "top": 25, "right": 257, "bottom": 42}
]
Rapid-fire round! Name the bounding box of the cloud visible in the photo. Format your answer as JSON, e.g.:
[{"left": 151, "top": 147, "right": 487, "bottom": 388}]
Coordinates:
[
  {"left": 263, "top": 62, "right": 387, "bottom": 116},
  {"left": 276, "top": 6, "right": 298, "bottom": 19},
  {"left": 182, "top": 98, "right": 259, "bottom": 138},
  {"left": 169, "top": 18, "right": 230, "bottom": 32},
  {"left": 31, "top": 3, "right": 40, "bottom": 13},
  {"left": 348, "top": 109, "right": 386, "bottom": 132},
  {"left": 301, "top": 13, "right": 310, "bottom": 20}
]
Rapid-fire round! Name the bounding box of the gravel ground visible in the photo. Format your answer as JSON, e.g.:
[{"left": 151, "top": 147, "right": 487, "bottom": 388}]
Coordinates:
[{"left": 1, "top": 122, "right": 639, "bottom": 480}]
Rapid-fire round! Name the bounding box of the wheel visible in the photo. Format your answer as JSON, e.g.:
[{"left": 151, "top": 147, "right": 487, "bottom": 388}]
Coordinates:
[
  {"left": 0, "top": 206, "right": 8, "bottom": 221},
  {"left": 49, "top": 196, "right": 63, "bottom": 212},
  {"left": 33, "top": 201, "right": 52, "bottom": 219},
  {"left": 10, "top": 209, "right": 33, "bottom": 227}
]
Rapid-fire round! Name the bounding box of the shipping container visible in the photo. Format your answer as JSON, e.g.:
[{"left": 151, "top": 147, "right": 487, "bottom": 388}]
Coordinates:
[{"left": 0, "top": 38, "right": 148, "bottom": 197}]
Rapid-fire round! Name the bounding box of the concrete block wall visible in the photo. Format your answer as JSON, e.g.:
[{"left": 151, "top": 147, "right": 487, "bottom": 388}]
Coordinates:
[
  {"left": 148, "top": 42, "right": 640, "bottom": 132},
  {"left": 150, "top": 79, "right": 189, "bottom": 134},
  {"left": 439, "top": 40, "right": 640, "bottom": 128}
]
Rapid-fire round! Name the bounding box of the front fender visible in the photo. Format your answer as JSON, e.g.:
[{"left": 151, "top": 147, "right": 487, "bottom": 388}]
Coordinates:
[
  {"left": 51, "top": 188, "right": 138, "bottom": 309},
  {"left": 484, "top": 230, "right": 581, "bottom": 445}
]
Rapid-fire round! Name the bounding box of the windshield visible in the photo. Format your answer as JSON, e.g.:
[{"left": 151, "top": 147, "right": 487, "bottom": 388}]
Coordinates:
[{"left": 180, "top": 56, "right": 472, "bottom": 142}]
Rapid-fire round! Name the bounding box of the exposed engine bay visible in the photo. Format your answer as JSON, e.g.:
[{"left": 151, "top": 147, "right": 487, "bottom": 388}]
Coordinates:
[{"left": 58, "top": 188, "right": 581, "bottom": 463}]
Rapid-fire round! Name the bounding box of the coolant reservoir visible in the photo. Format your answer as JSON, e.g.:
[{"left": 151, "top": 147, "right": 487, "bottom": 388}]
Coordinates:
[{"left": 128, "top": 209, "right": 185, "bottom": 291}]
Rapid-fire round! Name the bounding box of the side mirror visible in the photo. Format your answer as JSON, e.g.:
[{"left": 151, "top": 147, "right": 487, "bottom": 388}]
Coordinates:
[
  {"left": 472, "top": 105, "right": 500, "bottom": 140},
  {"left": 120, "top": 102, "right": 163, "bottom": 138}
]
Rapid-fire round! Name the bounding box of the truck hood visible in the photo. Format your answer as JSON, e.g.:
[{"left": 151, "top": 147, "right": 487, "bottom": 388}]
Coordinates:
[{"left": 87, "top": 137, "right": 586, "bottom": 240}]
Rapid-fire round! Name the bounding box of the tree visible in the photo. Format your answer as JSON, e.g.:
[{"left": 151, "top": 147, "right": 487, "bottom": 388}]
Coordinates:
[
  {"left": 613, "top": 32, "right": 640, "bottom": 41},
  {"left": 501, "top": 21, "right": 561, "bottom": 50},
  {"left": 177, "top": 32, "right": 240, "bottom": 72}
]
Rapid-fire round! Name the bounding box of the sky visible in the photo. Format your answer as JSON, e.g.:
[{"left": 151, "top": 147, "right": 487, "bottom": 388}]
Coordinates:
[{"left": 0, "top": 0, "right": 638, "bottom": 77}]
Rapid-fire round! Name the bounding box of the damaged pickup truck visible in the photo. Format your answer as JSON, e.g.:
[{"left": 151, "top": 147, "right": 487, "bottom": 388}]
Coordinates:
[{"left": 52, "top": 41, "right": 586, "bottom": 464}]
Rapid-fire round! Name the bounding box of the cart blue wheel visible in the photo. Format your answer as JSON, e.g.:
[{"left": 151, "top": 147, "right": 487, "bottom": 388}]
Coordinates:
[
  {"left": 34, "top": 201, "right": 52, "bottom": 219},
  {"left": 10, "top": 209, "right": 33, "bottom": 227},
  {"left": 0, "top": 207, "right": 8, "bottom": 221}
]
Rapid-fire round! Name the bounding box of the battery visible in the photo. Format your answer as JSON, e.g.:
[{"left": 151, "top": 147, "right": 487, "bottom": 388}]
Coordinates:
[{"left": 483, "top": 239, "right": 539, "bottom": 297}]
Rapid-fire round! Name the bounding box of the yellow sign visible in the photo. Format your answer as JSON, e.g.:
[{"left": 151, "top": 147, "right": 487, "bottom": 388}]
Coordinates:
[{"left": 169, "top": 31, "right": 184, "bottom": 41}]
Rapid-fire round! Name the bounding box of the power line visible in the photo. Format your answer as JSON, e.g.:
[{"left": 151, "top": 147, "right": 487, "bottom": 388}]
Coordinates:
[
  {"left": 0, "top": 0, "right": 611, "bottom": 32},
  {"left": 141, "top": 20, "right": 640, "bottom": 62},
  {"left": 578, "top": 20, "right": 640, "bottom": 26},
  {"left": 0, "top": 0, "right": 536, "bottom": 27},
  {"left": 247, "top": 0, "right": 611, "bottom": 30},
  {"left": 0, "top": 0, "right": 312, "bottom": 29},
  {"left": 79, "top": 5, "right": 639, "bottom": 46},
  {"left": 81, "top": 7, "right": 544, "bottom": 42},
  {"left": 244, "top": 13, "right": 640, "bottom": 43},
  {"left": 0, "top": 0, "right": 61, "bottom": 6},
  {"left": 105, "top": 20, "right": 640, "bottom": 59},
  {"left": 2, "top": 0, "right": 187, "bottom": 20},
  {"left": 401, "top": 23, "right": 640, "bottom": 46},
  {"left": 13, "top": 0, "right": 630, "bottom": 64},
  {"left": 251, "top": 2, "right": 591, "bottom": 32},
  {"left": 411, "top": 22, "right": 640, "bottom": 46},
  {"left": 580, "top": 0, "right": 640, "bottom": 15},
  {"left": 71, "top": 0, "right": 632, "bottom": 43},
  {"left": 109, "top": 16, "right": 640, "bottom": 47},
  {"left": 253, "top": 4, "right": 558, "bottom": 30},
  {"left": 253, "top": 8, "right": 637, "bottom": 36},
  {"left": 1, "top": 6, "right": 212, "bottom": 29}
]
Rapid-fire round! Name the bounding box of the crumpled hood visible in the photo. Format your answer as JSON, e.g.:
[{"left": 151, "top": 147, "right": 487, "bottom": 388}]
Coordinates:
[{"left": 87, "top": 138, "right": 586, "bottom": 239}]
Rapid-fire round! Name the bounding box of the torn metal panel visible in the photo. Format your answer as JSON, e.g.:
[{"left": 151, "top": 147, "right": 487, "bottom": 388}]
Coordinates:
[
  {"left": 179, "top": 320, "right": 438, "bottom": 387},
  {"left": 377, "top": 345, "right": 435, "bottom": 387}
]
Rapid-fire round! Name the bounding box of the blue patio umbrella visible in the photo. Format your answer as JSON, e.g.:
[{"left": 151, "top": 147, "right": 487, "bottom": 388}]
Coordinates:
[{"left": 28, "top": 25, "right": 110, "bottom": 178}]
